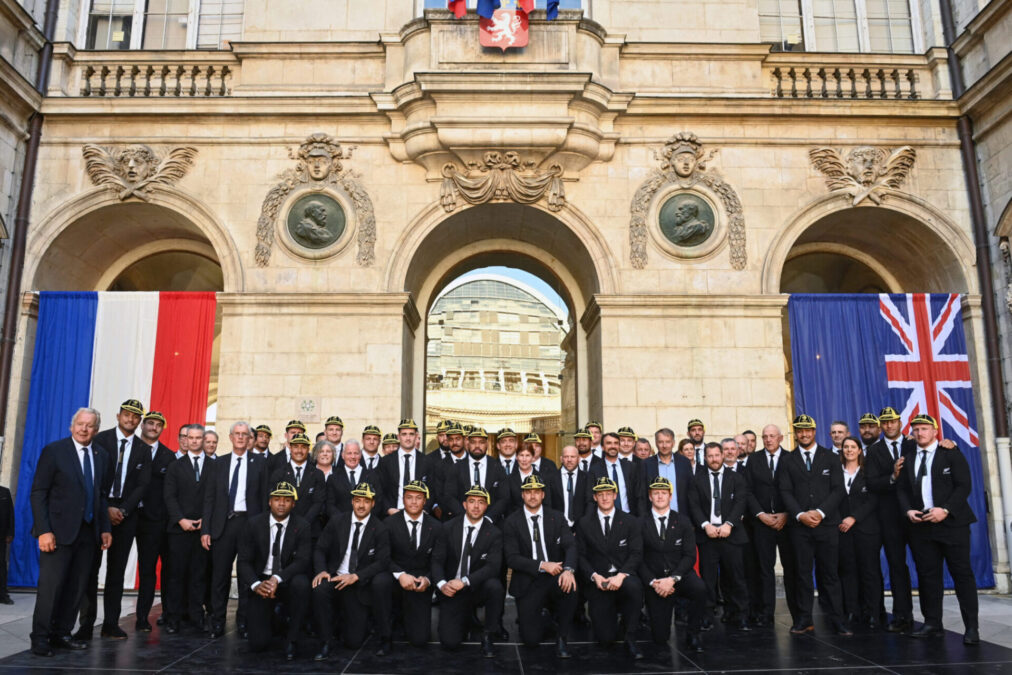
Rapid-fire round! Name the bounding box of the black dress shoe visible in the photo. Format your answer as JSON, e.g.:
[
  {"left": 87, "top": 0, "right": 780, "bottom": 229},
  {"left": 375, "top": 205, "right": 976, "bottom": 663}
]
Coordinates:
[
  {"left": 156, "top": 616, "right": 165, "bottom": 626},
  {"left": 0, "top": 596, "right": 14, "bottom": 605},
  {"left": 285, "top": 642, "right": 296, "bottom": 661},
  {"left": 51, "top": 635, "right": 88, "bottom": 650},
  {"left": 209, "top": 625, "right": 225, "bottom": 639},
  {"left": 71, "top": 626, "right": 93, "bottom": 641},
  {"left": 625, "top": 638, "right": 644, "bottom": 660},
  {"left": 496, "top": 628, "right": 510, "bottom": 642},
  {"left": 685, "top": 632, "right": 704, "bottom": 653},
  {"left": 481, "top": 633, "right": 494, "bottom": 658},
  {"left": 556, "top": 637, "right": 572, "bottom": 658},
  {"left": 164, "top": 621, "right": 180, "bottom": 634},
  {"left": 736, "top": 619, "right": 753, "bottom": 632},
  {"left": 886, "top": 618, "right": 912, "bottom": 633},
  {"left": 700, "top": 618, "right": 713, "bottom": 632},
  {"left": 832, "top": 620, "right": 854, "bottom": 637},
  {"left": 790, "top": 622, "right": 814, "bottom": 635},
  {"left": 964, "top": 628, "right": 980, "bottom": 645},
  {"left": 314, "top": 643, "right": 331, "bottom": 661},
  {"left": 136, "top": 619, "right": 152, "bottom": 632},
  {"left": 910, "top": 624, "right": 943, "bottom": 638},
  {"left": 101, "top": 625, "right": 128, "bottom": 639},
  {"left": 375, "top": 638, "right": 392, "bottom": 657},
  {"left": 31, "top": 643, "right": 54, "bottom": 657}
]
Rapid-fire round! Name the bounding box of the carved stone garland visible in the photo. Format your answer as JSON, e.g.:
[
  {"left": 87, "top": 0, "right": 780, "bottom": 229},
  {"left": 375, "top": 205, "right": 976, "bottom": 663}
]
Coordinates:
[
  {"left": 629, "top": 133, "right": 746, "bottom": 270},
  {"left": 255, "top": 133, "right": 376, "bottom": 267},
  {"left": 440, "top": 151, "right": 565, "bottom": 213}
]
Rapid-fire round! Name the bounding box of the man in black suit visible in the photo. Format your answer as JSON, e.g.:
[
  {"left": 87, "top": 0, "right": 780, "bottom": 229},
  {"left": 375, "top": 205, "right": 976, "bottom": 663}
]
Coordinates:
[
  {"left": 237, "top": 481, "right": 312, "bottom": 661},
  {"left": 864, "top": 406, "right": 915, "bottom": 632},
  {"left": 503, "top": 474, "right": 578, "bottom": 658},
  {"left": 269, "top": 434, "right": 325, "bottom": 526},
  {"left": 688, "top": 419, "right": 706, "bottom": 467},
  {"left": 779, "top": 415, "right": 849, "bottom": 636},
  {"left": 637, "top": 428, "right": 693, "bottom": 515},
  {"left": 267, "top": 420, "right": 304, "bottom": 476},
  {"left": 617, "top": 427, "right": 643, "bottom": 466},
  {"left": 446, "top": 429, "right": 509, "bottom": 522},
  {"left": 326, "top": 440, "right": 378, "bottom": 519},
  {"left": 896, "top": 413, "right": 979, "bottom": 644},
  {"left": 506, "top": 444, "right": 551, "bottom": 516},
  {"left": 688, "top": 442, "right": 751, "bottom": 631},
  {"left": 162, "top": 423, "right": 210, "bottom": 633},
  {"left": 378, "top": 479, "right": 444, "bottom": 655},
  {"left": 78, "top": 398, "right": 152, "bottom": 640},
  {"left": 549, "top": 445, "right": 592, "bottom": 529},
  {"left": 591, "top": 432, "right": 641, "bottom": 516},
  {"left": 30, "top": 408, "right": 112, "bottom": 657},
  {"left": 744, "top": 424, "right": 798, "bottom": 626},
  {"left": 322, "top": 415, "right": 346, "bottom": 462},
  {"left": 639, "top": 477, "right": 706, "bottom": 652},
  {"left": 526, "top": 433, "right": 557, "bottom": 475},
  {"left": 435, "top": 484, "right": 504, "bottom": 657},
  {"left": 431, "top": 423, "right": 467, "bottom": 520},
  {"left": 312, "top": 481, "right": 390, "bottom": 660},
  {"left": 0, "top": 482, "right": 12, "bottom": 604},
  {"left": 133, "top": 411, "right": 177, "bottom": 631},
  {"left": 857, "top": 412, "right": 881, "bottom": 449},
  {"left": 495, "top": 428, "right": 519, "bottom": 476},
  {"left": 201, "top": 420, "right": 269, "bottom": 638},
  {"left": 576, "top": 476, "right": 645, "bottom": 660},
  {"left": 574, "top": 427, "right": 603, "bottom": 474},
  {"left": 378, "top": 419, "right": 437, "bottom": 517}
]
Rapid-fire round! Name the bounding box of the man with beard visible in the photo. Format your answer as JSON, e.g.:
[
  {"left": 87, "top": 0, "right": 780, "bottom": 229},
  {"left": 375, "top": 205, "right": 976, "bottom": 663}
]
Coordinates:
[
  {"left": 434, "top": 423, "right": 468, "bottom": 520},
  {"left": 590, "top": 433, "right": 641, "bottom": 515},
  {"left": 270, "top": 433, "right": 325, "bottom": 527},
  {"left": 857, "top": 413, "right": 881, "bottom": 450},
  {"left": 251, "top": 425, "right": 272, "bottom": 456},
  {"left": 575, "top": 427, "right": 603, "bottom": 474},
  {"left": 446, "top": 428, "right": 509, "bottom": 522},
  {"left": 687, "top": 419, "right": 706, "bottom": 467},
  {"left": 268, "top": 420, "right": 305, "bottom": 475}
]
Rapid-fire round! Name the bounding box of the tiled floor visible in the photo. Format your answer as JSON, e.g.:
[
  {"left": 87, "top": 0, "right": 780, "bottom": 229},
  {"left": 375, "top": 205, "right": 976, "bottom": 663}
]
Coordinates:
[{"left": 0, "top": 591, "right": 1010, "bottom": 673}]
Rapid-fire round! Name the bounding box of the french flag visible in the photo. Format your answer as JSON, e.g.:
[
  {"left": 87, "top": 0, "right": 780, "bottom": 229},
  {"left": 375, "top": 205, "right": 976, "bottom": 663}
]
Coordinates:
[{"left": 10, "top": 291, "right": 217, "bottom": 586}]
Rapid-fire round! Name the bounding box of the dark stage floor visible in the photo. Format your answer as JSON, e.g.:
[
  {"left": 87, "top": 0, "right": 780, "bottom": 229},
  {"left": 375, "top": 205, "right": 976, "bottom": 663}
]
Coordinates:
[{"left": 2, "top": 599, "right": 1010, "bottom": 674}]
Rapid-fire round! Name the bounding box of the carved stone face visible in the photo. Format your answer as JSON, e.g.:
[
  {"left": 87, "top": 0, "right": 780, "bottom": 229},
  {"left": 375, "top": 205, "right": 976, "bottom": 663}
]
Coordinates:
[
  {"left": 673, "top": 151, "right": 697, "bottom": 178},
  {"left": 848, "top": 147, "right": 883, "bottom": 186},
  {"left": 307, "top": 152, "right": 332, "bottom": 180},
  {"left": 305, "top": 202, "right": 327, "bottom": 225},
  {"left": 119, "top": 148, "right": 154, "bottom": 183},
  {"left": 674, "top": 202, "right": 698, "bottom": 226}
]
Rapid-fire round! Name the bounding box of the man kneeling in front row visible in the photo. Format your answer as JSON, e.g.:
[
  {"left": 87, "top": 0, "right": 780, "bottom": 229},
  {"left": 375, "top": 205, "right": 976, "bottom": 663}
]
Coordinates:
[{"left": 237, "top": 481, "right": 312, "bottom": 661}]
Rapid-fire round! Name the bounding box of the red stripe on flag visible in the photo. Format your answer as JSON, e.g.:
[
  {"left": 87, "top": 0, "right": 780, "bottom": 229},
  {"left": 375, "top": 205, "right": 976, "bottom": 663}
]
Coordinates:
[
  {"left": 149, "top": 292, "right": 217, "bottom": 445},
  {"left": 518, "top": 0, "right": 535, "bottom": 12},
  {"left": 448, "top": 0, "right": 466, "bottom": 17}
]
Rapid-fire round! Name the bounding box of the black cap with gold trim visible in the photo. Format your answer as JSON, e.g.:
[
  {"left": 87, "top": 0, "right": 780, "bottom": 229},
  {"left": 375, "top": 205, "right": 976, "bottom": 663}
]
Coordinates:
[
  {"left": 398, "top": 418, "right": 418, "bottom": 431},
  {"left": 792, "top": 414, "right": 817, "bottom": 429},
  {"left": 464, "top": 484, "right": 491, "bottom": 502},
  {"left": 520, "top": 474, "right": 546, "bottom": 490},
  {"left": 462, "top": 424, "right": 476, "bottom": 435},
  {"left": 254, "top": 424, "right": 273, "bottom": 437},
  {"left": 325, "top": 415, "right": 344, "bottom": 427},
  {"left": 436, "top": 420, "right": 451, "bottom": 433},
  {"left": 350, "top": 482, "right": 376, "bottom": 500},
  {"left": 593, "top": 476, "right": 618, "bottom": 493},
  {"left": 910, "top": 413, "right": 938, "bottom": 429},
  {"left": 290, "top": 433, "right": 311, "bottom": 446},
  {"left": 584, "top": 420, "right": 603, "bottom": 431},
  {"left": 858, "top": 412, "right": 880, "bottom": 425},
  {"left": 381, "top": 432, "right": 399, "bottom": 445},
  {"left": 878, "top": 407, "right": 901, "bottom": 422},
  {"left": 617, "top": 426, "right": 636, "bottom": 438},
  {"left": 403, "top": 479, "right": 429, "bottom": 498},
  {"left": 468, "top": 428, "right": 488, "bottom": 439},
  {"left": 573, "top": 427, "right": 592, "bottom": 439},
  {"left": 496, "top": 427, "right": 516, "bottom": 439},
  {"left": 286, "top": 419, "right": 306, "bottom": 432},
  {"left": 120, "top": 399, "right": 145, "bottom": 416},
  {"left": 523, "top": 432, "right": 542, "bottom": 444},
  {"left": 143, "top": 410, "right": 166, "bottom": 424},
  {"left": 687, "top": 418, "right": 705, "bottom": 430},
  {"left": 362, "top": 424, "right": 381, "bottom": 437},
  {"left": 648, "top": 476, "right": 673, "bottom": 493},
  {"left": 270, "top": 481, "right": 298, "bottom": 500},
  {"left": 446, "top": 421, "right": 464, "bottom": 436}
]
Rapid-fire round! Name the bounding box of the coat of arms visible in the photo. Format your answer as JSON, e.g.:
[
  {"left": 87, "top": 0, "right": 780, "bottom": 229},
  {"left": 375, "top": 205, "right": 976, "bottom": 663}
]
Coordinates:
[{"left": 480, "top": 9, "right": 528, "bottom": 51}]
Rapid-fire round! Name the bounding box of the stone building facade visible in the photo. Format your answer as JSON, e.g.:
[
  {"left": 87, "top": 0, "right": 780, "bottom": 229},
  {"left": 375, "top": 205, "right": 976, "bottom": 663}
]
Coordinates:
[{"left": 0, "top": 0, "right": 1011, "bottom": 587}]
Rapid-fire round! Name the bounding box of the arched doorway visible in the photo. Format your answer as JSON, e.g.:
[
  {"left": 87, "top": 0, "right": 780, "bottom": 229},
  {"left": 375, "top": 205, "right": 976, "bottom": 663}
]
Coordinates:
[{"left": 389, "top": 202, "right": 613, "bottom": 450}]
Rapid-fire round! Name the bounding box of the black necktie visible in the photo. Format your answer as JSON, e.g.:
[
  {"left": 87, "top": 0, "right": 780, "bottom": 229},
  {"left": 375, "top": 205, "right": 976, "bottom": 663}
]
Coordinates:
[
  {"left": 349, "top": 469, "right": 356, "bottom": 485},
  {"left": 193, "top": 456, "right": 201, "bottom": 482},
  {"left": 367, "top": 456, "right": 375, "bottom": 470},
  {"left": 531, "top": 515, "right": 546, "bottom": 562},
  {"left": 461, "top": 525, "right": 475, "bottom": 578},
  {"left": 916, "top": 450, "right": 928, "bottom": 500},
  {"left": 769, "top": 453, "right": 775, "bottom": 473},
  {"left": 349, "top": 521, "right": 361, "bottom": 572},
  {"left": 603, "top": 514, "right": 611, "bottom": 538},
  {"left": 271, "top": 523, "right": 283, "bottom": 576},
  {"left": 566, "top": 472, "right": 575, "bottom": 520},
  {"left": 611, "top": 461, "right": 618, "bottom": 483},
  {"left": 804, "top": 451, "right": 812, "bottom": 471},
  {"left": 712, "top": 472, "right": 721, "bottom": 519},
  {"left": 410, "top": 519, "right": 419, "bottom": 550},
  {"left": 474, "top": 461, "right": 481, "bottom": 485},
  {"left": 113, "top": 438, "right": 127, "bottom": 499},
  {"left": 847, "top": 476, "right": 853, "bottom": 490},
  {"left": 659, "top": 515, "right": 666, "bottom": 540},
  {"left": 505, "top": 459, "right": 512, "bottom": 474},
  {"left": 82, "top": 447, "right": 94, "bottom": 523},
  {"left": 403, "top": 454, "right": 411, "bottom": 486},
  {"left": 228, "top": 456, "right": 242, "bottom": 515},
  {"left": 892, "top": 441, "right": 899, "bottom": 461},
  {"left": 295, "top": 465, "right": 302, "bottom": 487},
  {"left": 581, "top": 458, "right": 588, "bottom": 472}
]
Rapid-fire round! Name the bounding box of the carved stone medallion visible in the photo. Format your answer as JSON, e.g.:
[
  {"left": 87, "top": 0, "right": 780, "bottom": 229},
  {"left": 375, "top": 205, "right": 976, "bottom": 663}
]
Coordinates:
[
  {"left": 286, "top": 194, "right": 345, "bottom": 250},
  {"left": 658, "top": 193, "right": 715, "bottom": 247}
]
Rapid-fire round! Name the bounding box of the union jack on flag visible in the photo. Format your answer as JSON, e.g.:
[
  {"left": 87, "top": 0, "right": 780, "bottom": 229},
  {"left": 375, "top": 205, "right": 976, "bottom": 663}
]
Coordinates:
[{"left": 879, "top": 293, "right": 979, "bottom": 446}]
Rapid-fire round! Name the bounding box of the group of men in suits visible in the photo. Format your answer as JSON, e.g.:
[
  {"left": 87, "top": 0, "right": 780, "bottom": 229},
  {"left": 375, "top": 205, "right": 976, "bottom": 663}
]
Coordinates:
[{"left": 27, "top": 402, "right": 982, "bottom": 660}]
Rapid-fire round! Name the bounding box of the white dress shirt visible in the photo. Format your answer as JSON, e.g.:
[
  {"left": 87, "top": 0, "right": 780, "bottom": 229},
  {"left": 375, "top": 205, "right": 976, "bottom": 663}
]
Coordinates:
[
  {"left": 393, "top": 511, "right": 425, "bottom": 580},
  {"left": 707, "top": 466, "right": 726, "bottom": 526},
  {"left": 596, "top": 508, "right": 618, "bottom": 573},
  {"left": 395, "top": 449, "right": 420, "bottom": 509},
  {"left": 438, "top": 516, "right": 484, "bottom": 588},
  {"left": 592, "top": 445, "right": 603, "bottom": 458},
  {"left": 362, "top": 452, "right": 379, "bottom": 471},
  {"left": 844, "top": 466, "right": 859, "bottom": 494},
  {"left": 649, "top": 507, "right": 679, "bottom": 583},
  {"left": 109, "top": 427, "right": 133, "bottom": 498},
  {"left": 916, "top": 442, "right": 938, "bottom": 509},
  {"left": 255, "top": 514, "right": 290, "bottom": 588},
  {"left": 469, "top": 455, "right": 489, "bottom": 487},
  {"left": 499, "top": 456, "right": 516, "bottom": 474},
  {"left": 290, "top": 459, "right": 309, "bottom": 484},
  {"left": 229, "top": 451, "right": 248, "bottom": 512},
  {"left": 524, "top": 507, "right": 548, "bottom": 567},
  {"left": 337, "top": 513, "right": 370, "bottom": 575},
  {"left": 602, "top": 458, "right": 630, "bottom": 512},
  {"left": 560, "top": 468, "right": 579, "bottom": 524},
  {"left": 73, "top": 439, "right": 93, "bottom": 475},
  {"left": 756, "top": 449, "right": 782, "bottom": 516}
]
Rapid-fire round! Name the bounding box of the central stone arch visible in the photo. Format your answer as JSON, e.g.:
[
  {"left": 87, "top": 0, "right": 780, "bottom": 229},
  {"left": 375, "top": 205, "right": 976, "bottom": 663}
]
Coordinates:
[{"left": 388, "top": 201, "right": 616, "bottom": 431}]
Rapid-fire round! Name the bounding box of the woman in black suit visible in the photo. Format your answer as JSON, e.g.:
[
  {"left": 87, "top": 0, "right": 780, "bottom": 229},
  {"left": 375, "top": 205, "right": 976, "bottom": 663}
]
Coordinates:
[{"left": 838, "top": 436, "right": 883, "bottom": 628}]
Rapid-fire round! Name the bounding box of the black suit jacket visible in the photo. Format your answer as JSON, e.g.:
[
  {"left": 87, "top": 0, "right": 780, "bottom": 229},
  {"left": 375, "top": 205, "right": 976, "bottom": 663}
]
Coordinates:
[
  {"left": 314, "top": 513, "right": 389, "bottom": 587},
  {"left": 140, "top": 442, "right": 177, "bottom": 521},
  {"left": 778, "top": 446, "right": 844, "bottom": 527},
  {"left": 266, "top": 447, "right": 292, "bottom": 477},
  {"left": 865, "top": 436, "right": 915, "bottom": 514},
  {"left": 237, "top": 513, "right": 312, "bottom": 588},
  {"left": 30, "top": 437, "right": 112, "bottom": 544},
  {"left": 744, "top": 449, "right": 789, "bottom": 516},
  {"left": 268, "top": 463, "right": 326, "bottom": 526},
  {"left": 503, "top": 507, "right": 576, "bottom": 596},
  {"left": 433, "top": 453, "right": 466, "bottom": 516},
  {"left": 576, "top": 453, "right": 604, "bottom": 475},
  {"left": 94, "top": 428, "right": 152, "bottom": 516},
  {"left": 202, "top": 451, "right": 269, "bottom": 540},
  {"left": 548, "top": 467, "right": 593, "bottom": 525},
  {"left": 533, "top": 457, "right": 558, "bottom": 476},
  {"left": 636, "top": 454, "right": 693, "bottom": 515},
  {"left": 688, "top": 466, "right": 749, "bottom": 544},
  {"left": 639, "top": 509, "right": 697, "bottom": 581},
  {"left": 326, "top": 465, "right": 379, "bottom": 520},
  {"left": 590, "top": 457, "right": 642, "bottom": 515},
  {"left": 384, "top": 511, "right": 444, "bottom": 579},
  {"left": 164, "top": 453, "right": 208, "bottom": 533},
  {"left": 575, "top": 508, "right": 643, "bottom": 581},
  {"left": 841, "top": 467, "right": 880, "bottom": 535},
  {"left": 896, "top": 443, "right": 976, "bottom": 528},
  {"left": 0, "top": 486, "right": 11, "bottom": 538},
  {"left": 447, "top": 456, "right": 510, "bottom": 522},
  {"left": 377, "top": 450, "right": 438, "bottom": 515},
  {"left": 505, "top": 468, "right": 553, "bottom": 517},
  {"left": 434, "top": 515, "right": 502, "bottom": 588}
]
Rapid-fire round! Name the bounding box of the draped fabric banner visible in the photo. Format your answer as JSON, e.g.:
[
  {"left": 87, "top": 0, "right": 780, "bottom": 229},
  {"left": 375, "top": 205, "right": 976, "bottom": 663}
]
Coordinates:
[
  {"left": 788, "top": 293, "right": 994, "bottom": 588},
  {"left": 10, "top": 291, "right": 216, "bottom": 588}
]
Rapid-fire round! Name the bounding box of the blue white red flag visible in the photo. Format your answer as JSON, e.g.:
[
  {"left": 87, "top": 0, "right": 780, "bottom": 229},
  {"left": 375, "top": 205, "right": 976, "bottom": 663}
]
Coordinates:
[{"left": 789, "top": 293, "right": 993, "bottom": 587}]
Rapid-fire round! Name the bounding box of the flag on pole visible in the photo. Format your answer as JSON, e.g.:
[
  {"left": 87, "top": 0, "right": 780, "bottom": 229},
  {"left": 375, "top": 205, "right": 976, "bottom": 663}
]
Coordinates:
[{"left": 448, "top": 0, "right": 466, "bottom": 18}]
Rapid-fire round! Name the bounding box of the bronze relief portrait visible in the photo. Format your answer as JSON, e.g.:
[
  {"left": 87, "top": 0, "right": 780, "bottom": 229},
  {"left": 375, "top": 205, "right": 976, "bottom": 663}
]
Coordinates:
[
  {"left": 286, "top": 193, "right": 346, "bottom": 250},
  {"left": 658, "top": 193, "right": 715, "bottom": 247}
]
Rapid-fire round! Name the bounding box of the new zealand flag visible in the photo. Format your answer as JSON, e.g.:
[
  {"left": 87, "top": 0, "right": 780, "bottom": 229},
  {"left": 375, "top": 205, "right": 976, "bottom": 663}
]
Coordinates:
[{"left": 789, "top": 293, "right": 994, "bottom": 588}]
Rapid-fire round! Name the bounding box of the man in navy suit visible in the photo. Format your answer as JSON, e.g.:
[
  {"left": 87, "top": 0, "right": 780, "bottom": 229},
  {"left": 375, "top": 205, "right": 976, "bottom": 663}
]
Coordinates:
[
  {"left": 637, "top": 428, "right": 692, "bottom": 515},
  {"left": 30, "top": 408, "right": 112, "bottom": 657}
]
